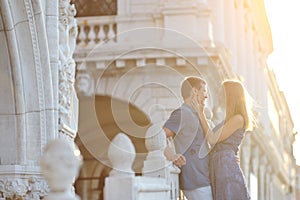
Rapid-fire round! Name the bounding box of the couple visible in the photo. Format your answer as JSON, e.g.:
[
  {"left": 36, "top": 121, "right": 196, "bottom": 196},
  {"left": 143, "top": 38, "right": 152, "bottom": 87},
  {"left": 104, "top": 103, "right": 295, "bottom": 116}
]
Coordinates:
[{"left": 163, "top": 76, "right": 252, "bottom": 200}]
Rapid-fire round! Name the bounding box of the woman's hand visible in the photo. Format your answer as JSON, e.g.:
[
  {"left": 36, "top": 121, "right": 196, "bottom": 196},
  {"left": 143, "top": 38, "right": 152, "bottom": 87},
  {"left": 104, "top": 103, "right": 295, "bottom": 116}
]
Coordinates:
[{"left": 191, "top": 96, "right": 205, "bottom": 114}]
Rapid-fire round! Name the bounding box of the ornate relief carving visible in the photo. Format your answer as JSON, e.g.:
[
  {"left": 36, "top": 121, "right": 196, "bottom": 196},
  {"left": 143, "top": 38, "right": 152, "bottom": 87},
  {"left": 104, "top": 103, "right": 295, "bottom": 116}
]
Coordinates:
[
  {"left": 0, "top": 178, "right": 49, "bottom": 199},
  {"left": 76, "top": 73, "right": 94, "bottom": 96},
  {"left": 59, "top": 0, "right": 79, "bottom": 138}
]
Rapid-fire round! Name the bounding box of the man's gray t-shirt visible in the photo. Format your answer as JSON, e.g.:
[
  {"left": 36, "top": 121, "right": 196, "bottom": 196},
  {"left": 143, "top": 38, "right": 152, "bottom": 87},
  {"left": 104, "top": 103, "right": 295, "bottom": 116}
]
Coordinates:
[{"left": 164, "top": 104, "right": 210, "bottom": 190}]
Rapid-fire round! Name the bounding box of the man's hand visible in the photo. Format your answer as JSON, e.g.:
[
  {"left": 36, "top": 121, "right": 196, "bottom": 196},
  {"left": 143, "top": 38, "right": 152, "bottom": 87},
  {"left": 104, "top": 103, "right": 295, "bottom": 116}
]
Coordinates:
[
  {"left": 173, "top": 154, "right": 186, "bottom": 167},
  {"left": 164, "top": 146, "right": 186, "bottom": 167}
]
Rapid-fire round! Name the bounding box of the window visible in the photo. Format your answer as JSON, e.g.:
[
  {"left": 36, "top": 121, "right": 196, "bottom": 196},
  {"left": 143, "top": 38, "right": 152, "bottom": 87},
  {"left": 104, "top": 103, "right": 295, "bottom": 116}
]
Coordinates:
[{"left": 71, "top": 0, "right": 117, "bottom": 17}]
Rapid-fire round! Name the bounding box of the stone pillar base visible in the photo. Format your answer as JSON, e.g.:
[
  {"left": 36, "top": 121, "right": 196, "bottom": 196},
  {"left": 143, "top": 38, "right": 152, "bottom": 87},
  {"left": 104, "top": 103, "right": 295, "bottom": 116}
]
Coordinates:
[{"left": 0, "top": 165, "right": 49, "bottom": 199}]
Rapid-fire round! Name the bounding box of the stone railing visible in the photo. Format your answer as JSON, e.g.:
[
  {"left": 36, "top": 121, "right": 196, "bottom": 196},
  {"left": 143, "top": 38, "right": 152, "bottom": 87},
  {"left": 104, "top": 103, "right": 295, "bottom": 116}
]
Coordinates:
[
  {"left": 142, "top": 125, "right": 180, "bottom": 200},
  {"left": 105, "top": 125, "right": 181, "bottom": 200},
  {"left": 76, "top": 16, "right": 117, "bottom": 47},
  {"left": 40, "top": 125, "right": 180, "bottom": 200}
]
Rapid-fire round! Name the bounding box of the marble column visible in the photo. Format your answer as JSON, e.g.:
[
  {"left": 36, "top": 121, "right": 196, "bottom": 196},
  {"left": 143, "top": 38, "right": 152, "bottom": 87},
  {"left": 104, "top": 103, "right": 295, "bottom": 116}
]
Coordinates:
[
  {"left": 259, "top": 156, "right": 268, "bottom": 200},
  {"left": 265, "top": 166, "right": 272, "bottom": 200},
  {"left": 0, "top": 0, "right": 60, "bottom": 198},
  {"left": 244, "top": 11, "right": 255, "bottom": 95},
  {"left": 235, "top": 0, "right": 246, "bottom": 78},
  {"left": 208, "top": 0, "right": 224, "bottom": 46},
  {"left": 251, "top": 146, "right": 260, "bottom": 199},
  {"left": 224, "top": 0, "right": 237, "bottom": 70},
  {"left": 241, "top": 133, "right": 252, "bottom": 187},
  {"left": 162, "top": 0, "right": 212, "bottom": 45}
]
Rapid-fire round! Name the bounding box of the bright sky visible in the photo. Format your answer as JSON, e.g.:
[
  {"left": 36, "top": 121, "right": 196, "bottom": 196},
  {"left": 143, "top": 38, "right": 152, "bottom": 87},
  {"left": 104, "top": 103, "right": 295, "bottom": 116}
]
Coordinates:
[{"left": 264, "top": 0, "right": 300, "bottom": 165}]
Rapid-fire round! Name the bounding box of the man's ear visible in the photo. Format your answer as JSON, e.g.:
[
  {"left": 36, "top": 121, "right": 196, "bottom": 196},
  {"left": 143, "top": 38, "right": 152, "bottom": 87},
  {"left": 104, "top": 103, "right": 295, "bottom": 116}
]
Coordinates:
[
  {"left": 192, "top": 87, "right": 198, "bottom": 95},
  {"left": 189, "top": 88, "right": 196, "bottom": 99}
]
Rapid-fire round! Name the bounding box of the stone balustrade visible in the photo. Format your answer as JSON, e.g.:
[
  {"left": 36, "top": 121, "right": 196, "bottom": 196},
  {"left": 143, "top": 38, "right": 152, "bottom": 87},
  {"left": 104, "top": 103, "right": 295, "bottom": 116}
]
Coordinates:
[
  {"left": 105, "top": 127, "right": 181, "bottom": 200},
  {"left": 76, "top": 16, "right": 117, "bottom": 47},
  {"left": 142, "top": 124, "right": 180, "bottom": 200},
  {"left": 40, "top": 126, "right": 180, "bottom": 200}
]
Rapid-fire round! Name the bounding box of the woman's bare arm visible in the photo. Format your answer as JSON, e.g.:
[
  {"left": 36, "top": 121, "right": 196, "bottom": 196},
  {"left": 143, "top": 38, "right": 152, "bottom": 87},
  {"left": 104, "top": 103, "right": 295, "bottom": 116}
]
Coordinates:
[{"left": 198, "top": 113, "right": 244, "bottom": 145}]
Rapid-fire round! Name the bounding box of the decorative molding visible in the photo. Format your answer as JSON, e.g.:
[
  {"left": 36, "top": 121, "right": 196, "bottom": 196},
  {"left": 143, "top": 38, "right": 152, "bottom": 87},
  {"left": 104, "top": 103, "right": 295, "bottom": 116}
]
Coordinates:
[
  {"left": 58, "top": 0, "right": 79, "bottom": 138},
  {"left": 0, "top": 177, "right": 49, "bottom": 199},
  {"left": 24, "top": 0, "right": 46, "bottom": 148}
]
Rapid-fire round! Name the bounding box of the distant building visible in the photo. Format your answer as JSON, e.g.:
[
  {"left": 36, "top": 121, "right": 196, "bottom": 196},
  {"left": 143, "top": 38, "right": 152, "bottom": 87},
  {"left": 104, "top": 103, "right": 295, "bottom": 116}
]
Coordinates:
[
  {"left": 72, "top": 0, "right": 298, "bottom": 200},
  {"left": 296, "top": 166, "right": 300, "bottom": 199}
]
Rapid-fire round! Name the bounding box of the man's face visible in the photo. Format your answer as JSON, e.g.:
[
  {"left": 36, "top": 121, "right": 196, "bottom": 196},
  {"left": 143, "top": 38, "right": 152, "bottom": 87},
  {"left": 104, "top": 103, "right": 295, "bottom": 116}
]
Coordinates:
[{"left": 196, "top": 83, "right": 207, "bottom": 105}]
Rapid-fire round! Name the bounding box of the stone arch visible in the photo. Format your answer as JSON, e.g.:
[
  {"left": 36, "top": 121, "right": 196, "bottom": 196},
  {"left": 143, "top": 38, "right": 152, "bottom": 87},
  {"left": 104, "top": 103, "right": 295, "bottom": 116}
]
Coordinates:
[
  {"left": 95, "top": 66, "right": 186, "bottom": 123},
  {"left": 75, "top": 95, "right": 150, "bottom": 199},
  {"left": 0, "top": 0, "right": 56, "bottom": 166},
  {"left": 75, "top": 94, "right": 151, "bottom": 200}
]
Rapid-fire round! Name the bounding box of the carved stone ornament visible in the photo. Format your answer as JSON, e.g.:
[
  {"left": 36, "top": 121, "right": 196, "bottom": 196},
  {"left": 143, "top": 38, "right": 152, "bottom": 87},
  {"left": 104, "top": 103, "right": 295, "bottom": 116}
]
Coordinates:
[
  {"left": 75, "top": 73, "right": 94, "bottom": 96},
  {"left": 0, "top": 178, "right": 49, "bottom": 199},
  {"left": 58, "top": 0, "right": 79, "bottom": 138},
  {"left": 108, "top": 133, "right": 136, "bottom": 177}
]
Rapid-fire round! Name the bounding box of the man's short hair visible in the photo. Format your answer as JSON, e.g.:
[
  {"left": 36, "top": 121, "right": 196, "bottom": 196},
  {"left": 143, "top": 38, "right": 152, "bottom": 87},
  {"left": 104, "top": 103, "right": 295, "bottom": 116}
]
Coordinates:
[{"left": 181, "top": 76, "right": 206, "bottom": 99}]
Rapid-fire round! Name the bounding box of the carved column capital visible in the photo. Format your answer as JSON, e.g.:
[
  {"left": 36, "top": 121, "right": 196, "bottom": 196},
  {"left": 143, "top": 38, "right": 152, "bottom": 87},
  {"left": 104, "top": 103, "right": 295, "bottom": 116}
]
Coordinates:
[{"left": 0, "top": 177, "right": 49, "bottom": 199}]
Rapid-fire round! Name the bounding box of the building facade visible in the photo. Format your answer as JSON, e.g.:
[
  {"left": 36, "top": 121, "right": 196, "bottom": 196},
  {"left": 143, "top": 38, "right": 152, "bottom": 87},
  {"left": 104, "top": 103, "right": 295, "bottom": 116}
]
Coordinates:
[
  {"left": 0, "top": 0, "right": 298, "bottom": 199},
  {"left": 0, "top": 0, "right": 79, "bottom": 199},
  {"left": 73, "top": 0, "right": 298, "bottom": 200}
]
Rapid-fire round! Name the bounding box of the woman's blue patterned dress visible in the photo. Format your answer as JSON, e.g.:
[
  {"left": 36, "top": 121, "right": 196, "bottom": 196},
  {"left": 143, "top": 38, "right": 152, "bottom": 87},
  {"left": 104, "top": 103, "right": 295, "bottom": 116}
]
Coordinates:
[{"left": 209, "top": 122, "right": 251, "bottom": 200}]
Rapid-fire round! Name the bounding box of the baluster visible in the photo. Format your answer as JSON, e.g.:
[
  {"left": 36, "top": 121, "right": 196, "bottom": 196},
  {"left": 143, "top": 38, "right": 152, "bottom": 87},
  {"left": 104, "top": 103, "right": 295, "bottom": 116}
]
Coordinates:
[
  {"left": 142, "top": 124, "right": 169, "bottom": 177},
  {"left": 107, "top": 23, "right": 115, "bottom": 42},
  {"left": 78, "top": 24, "right": 86, "bottom": 46},
  {"left": 98, "top": 24, "right": 106, "bottom": 44},
  {"left": 108, "top": 133, "right": 135, "bottom": 177},
  {"left": 88, "top": 24, "right": 96, "bottom": 47}
]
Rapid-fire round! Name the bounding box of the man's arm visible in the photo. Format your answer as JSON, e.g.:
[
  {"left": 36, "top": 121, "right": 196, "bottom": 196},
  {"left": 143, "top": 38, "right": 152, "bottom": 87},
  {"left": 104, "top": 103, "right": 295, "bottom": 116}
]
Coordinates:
[{"left": 163, "top": 127, "right": 186, "bottom": 167}]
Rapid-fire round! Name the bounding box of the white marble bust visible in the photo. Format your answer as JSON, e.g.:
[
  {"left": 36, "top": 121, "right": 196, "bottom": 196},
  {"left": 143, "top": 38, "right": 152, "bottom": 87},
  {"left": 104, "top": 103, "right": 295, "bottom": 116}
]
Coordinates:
[{"left": 40, "top": 139, "right": 82, "bottom": 200}]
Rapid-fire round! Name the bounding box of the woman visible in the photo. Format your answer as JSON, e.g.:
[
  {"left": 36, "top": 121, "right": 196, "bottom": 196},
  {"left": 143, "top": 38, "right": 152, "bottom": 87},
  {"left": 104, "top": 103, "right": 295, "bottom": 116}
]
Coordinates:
[{"left": 196, "top": 80, "right": 253, "bottom": 200}]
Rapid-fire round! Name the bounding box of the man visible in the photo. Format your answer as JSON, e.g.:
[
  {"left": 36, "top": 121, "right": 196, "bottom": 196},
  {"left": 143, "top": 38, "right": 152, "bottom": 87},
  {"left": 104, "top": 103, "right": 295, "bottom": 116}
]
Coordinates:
[{"left": 163, "top": 76, "right": 213, "bottom": 200}]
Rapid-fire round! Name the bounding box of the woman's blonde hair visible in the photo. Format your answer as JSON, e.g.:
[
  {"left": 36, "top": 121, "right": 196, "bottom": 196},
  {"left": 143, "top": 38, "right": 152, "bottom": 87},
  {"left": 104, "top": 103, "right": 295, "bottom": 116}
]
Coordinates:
[{"left": 223, "top": 80, "right": 254, "bottom": 131}]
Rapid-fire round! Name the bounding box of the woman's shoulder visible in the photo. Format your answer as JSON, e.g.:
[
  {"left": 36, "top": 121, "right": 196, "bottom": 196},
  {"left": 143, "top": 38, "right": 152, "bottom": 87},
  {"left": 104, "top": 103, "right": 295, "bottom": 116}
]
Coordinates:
[{"left": 228, "top": 114, "right": 244, "bottom": 129}]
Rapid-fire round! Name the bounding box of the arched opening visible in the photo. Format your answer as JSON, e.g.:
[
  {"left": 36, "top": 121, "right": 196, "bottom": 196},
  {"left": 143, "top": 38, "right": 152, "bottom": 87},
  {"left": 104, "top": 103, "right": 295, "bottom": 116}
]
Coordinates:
[{"left": 75, "top": 95, "right": 150, "bottom": 200}]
